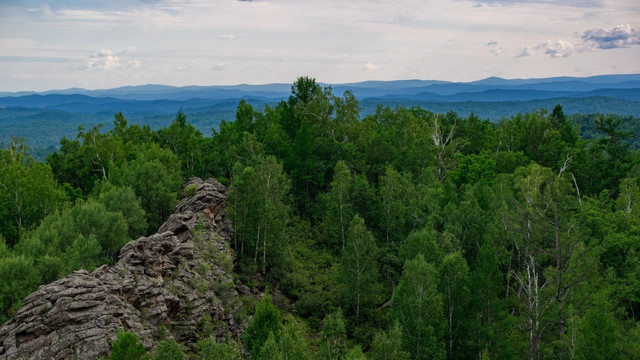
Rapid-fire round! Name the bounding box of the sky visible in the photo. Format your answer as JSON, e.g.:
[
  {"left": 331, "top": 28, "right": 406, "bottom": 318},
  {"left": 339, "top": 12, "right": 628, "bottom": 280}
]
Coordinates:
[{"left": 1, "top": 0, "right": 639, "bottom": 92}]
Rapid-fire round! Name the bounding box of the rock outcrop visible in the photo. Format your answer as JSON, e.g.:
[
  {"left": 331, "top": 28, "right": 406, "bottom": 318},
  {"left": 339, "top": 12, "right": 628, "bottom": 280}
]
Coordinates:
[{"left": 0, "top": 178, "right": 247, "bottom": 360}]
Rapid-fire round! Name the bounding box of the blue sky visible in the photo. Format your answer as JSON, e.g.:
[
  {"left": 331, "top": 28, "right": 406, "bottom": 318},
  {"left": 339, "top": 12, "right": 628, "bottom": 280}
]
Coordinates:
[{"left": 1, "top": 0, "right": 639, "bottom": 91}]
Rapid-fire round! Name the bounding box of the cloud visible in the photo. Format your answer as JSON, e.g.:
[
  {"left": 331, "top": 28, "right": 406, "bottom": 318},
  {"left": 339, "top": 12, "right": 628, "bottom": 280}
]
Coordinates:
[
  {"left": 219, "top": 34, "right": 235, "bottom": 40},
  {"left": 581, "top": 24, "right": 640, "bottom": 49},
  {"left": 363, "top": 62, "right": 380, "bottom": 71},
  {"left": 85, "top": 49, "right": 140, "bottom": 70},
  {"left": 487, "top": 40, "right": 502, "bottom": 56},
  {"left": 87, "top": 49, "right": 120, "bottom": 70},
  {"left": 514, "top": 40, "right": 573, "bottom": 58},
  {"left": 536, "top": 40, "right": 573, "bottom": 58},
  {"left": 513, "top": 46, "right": 534, "bottom": 58},
  {"left": 471, "top": 0, "right": 602, "bottom": 7}
]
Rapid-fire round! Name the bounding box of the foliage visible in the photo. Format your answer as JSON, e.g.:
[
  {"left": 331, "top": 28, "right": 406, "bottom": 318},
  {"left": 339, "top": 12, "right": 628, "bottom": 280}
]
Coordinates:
[
  {"left": 0, "top": 256, "right": 40, "bottom": 323},
  {"left": 317, "top": 309, "right": 348, "bottom": 360},
  {"left": 1, "top": 78, "right": 639, "bottom": 360},
  {"left": 194, "top": 339, "right": 241, "bottom": 360},
  {"left": 369, "top": 322, "right": 410, "bottom": 360},
  {"left": 244, "top": 294, "right": 281, "bottom": 357},
  {"left": 392, "top": 254, "right": 445, "bottom": 360},
  {"left": 155, "top": 340, "right": 184, "bottom": 360},
  {"left": 110, "top": 329, "right": 147, "bottom": 360},
  {"left": 0, "top": 139, "right": 67, "bottom": 245}
]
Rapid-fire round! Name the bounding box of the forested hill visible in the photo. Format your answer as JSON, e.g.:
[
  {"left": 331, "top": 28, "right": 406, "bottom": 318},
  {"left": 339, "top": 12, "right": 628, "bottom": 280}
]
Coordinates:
[
  {"left": 1, "top": 77, "right": 640, "bottom": 359},
  {"left": 1, "top": 73, "right": 639, "bottom": 154}
]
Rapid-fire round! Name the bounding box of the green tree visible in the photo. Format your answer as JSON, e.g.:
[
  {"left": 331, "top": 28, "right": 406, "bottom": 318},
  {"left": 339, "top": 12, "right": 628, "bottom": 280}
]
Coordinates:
[
  {"left": 317, "top": 309, "right": 348, "bottom": 360},
  {"left": 110, "top": 143, "right": 181, "bottom": 232},
  {"left": 69, "top": 200, "right": 129, "bottom": 263},
  {"left": 575, "top": 294, "right": 620, "bottom": 360},
  {"left": 194, "top": 339, "right": 240, "bottom": 360},
  {"left": 155, "top": 340, "right": 184, "bottom": 360},
  {"left": 287, "top": 118, "right": 324, "bottom": 216},
  {"left": 440, "top": 251, "right": 470, "bottom": 360},
  {"left": 229, "top": 156, "right": 290, "bottom": 275},
  {"left": 344, "top": 345, "right": 367, "bottom": 360},
  {"left": 258, "top": 331, "right": 281, "bottom": 360},
  {"left": 94, "top": 181, "right": 147, "bottom": 238},
  {"left": 244, "top": 294, "right": 281, "bottom": 357},
  {"left": 392, "top": 254, "right": 445, "bottom": 360},
  {"left": 321, "top": 161, "right": 354, "bottom": 250},
  {"left": 110, "top": 329, "right": 146, "bottom": 360},
  {"left": 400, "top": 228, "right": 444, "bottom": 265},
  {"left": 341, "top": 214, "right": 378, "bottom": 320},
  {"left": 77, "top": 123, "right": 125, "bottom": 183},
  {"left": 66, "top": 234, "right": 104, "bottom": 272},
  {"left": 0, "top": 139, "right": 67, "bottom": 245},
  {"left": 593, "top": 115, "right": 633, "bottom": 194},
  {"left": 277, "top": 319, "right": 311, "bottom": 360},
  {"left": 0, "top": 255, "right": 41, "bottom": 323},
  {"left": 469, "top": 243, "right": 506, "bottom": 359},
  {"left": 155, "top": 109, "right": 204, "bottom": 178},
  {"left": 369, "top": 322, "right": 410, "bottom": 360},
  {"left": 379, "top": 166, "right": 417, "bottom": 243}
]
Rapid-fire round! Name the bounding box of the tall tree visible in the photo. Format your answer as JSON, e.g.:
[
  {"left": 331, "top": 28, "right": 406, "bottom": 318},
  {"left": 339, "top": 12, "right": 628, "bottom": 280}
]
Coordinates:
[
  {"left": 440, "top": 251, "right": 470, "bottom": 360},
  {"left": 321, "top": 160, "right": 354, "bottom": 250},
  {"left": 110, "top": 143, "right": 181, "bottom": 231},
  {"left": 155, "top": 109, "right": 204, "bottom": 178},
  {"left": 392, "top": 254, "right": 445, "bottom": 360},
  {"left": 341, "top": 214, "right": 378, "bottom": 320},
  {"left": 369, "top": 322, "right": 410, "bottom": 360},
  {"left": 317, "top": 309, "right": 348, "bottom": 360},
  {"left": 379, "top": 166, "right": 416, "bottom": 243},
  {"left": 0, "top": 139, "right": 67, "bottom": 245},
  {"left": 244, "top": 294, "right": 281, "bottom": 358},
  {"left": 229, "top": 155, "right": 290, "bottom": 275}
]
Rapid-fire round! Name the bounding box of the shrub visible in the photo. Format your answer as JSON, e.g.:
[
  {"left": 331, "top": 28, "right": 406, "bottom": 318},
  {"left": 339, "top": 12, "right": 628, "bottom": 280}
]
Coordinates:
[{"left": 110, "top": 329, "right": 146, "bottom": 360}]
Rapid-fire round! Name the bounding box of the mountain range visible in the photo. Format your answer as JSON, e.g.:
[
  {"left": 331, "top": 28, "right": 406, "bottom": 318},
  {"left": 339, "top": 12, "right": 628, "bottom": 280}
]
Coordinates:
[{"left": 1, "top": 74, "right": 639, "bottom": 152}]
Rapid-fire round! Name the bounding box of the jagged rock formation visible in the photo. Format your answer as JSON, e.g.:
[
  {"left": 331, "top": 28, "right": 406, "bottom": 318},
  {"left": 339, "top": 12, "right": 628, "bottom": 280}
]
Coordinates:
[{"left": 0, "top": 178, "right": 248, "bottom": 360}]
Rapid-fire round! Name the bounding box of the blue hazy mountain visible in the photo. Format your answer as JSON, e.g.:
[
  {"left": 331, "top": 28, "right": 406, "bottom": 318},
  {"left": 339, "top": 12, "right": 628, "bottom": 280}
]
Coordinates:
[{"left": 1, "top": 74, "right": 639, "bottom": 153}]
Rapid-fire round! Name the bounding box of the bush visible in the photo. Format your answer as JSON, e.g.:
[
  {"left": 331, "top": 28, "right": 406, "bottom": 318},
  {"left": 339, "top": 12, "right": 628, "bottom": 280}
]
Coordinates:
[
  {"left": 184, "top": 184, "right": 198, "bottom": 197},
  {"left": 110, "top": 329, "right": 146, "bottom": 360},
  {"left": 244, "top": 294, "right": 281, "bottom": 357},
  {"left": 195, "top": 338, "right": 241, "bottom": 360},
  {"left": 155, "top": 340, "right": 184, "bottom": 360}
]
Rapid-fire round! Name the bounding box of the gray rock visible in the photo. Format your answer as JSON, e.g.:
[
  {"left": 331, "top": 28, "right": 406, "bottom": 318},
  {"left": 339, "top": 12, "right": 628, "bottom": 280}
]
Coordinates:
[{"left": 0, "top": 178, "right": 247, "bottom": 360}]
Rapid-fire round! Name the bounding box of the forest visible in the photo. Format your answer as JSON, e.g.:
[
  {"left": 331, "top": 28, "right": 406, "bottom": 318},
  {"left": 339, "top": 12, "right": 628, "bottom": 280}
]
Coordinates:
[{"left": 0, "top": 77, "right": 639, "bottom": 359}]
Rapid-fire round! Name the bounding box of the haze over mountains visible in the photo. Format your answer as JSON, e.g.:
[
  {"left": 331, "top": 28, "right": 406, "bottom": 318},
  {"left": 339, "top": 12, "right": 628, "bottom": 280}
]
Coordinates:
[{"left": 1, "top": 74, "right": 639, "bottom": 151}]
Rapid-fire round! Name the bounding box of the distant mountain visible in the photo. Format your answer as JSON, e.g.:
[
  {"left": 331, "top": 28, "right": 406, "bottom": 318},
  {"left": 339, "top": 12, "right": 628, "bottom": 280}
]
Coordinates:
[{"left": 1, "top": 73, "right": 638, "bottom": 153}]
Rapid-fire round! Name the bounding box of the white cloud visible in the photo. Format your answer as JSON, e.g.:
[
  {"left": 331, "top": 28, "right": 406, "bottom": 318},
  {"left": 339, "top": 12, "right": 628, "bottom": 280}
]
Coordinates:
[
  {"left": 513, "top": 40, "right": 574, "bottom": 58},
  {"left": 537, "top": 40, "right": 574, "bottom": 58},
  {"left": 581, "top": 24, "right": 640, "bottom": 49},
  {"left": 84, "top": 49, "right": 140, "bottom": 70},
  {"left": 487, "top": 40, "right": 503, "bottom": 56},
  {"left": 2, "top": 0, "right": 640, "bottom": 90},
  {"left": 86, "top": 49, "right": 120, "bottom": 70},
  {"left": 513, "top": 46, "right": 534, "bottom": 58},
  {"left": 363, "top": 62, "right": 380, "bottom": 71}
]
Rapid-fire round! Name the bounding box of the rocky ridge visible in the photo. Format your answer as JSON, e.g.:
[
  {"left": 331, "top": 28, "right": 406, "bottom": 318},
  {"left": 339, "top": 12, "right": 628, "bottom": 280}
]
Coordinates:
[{"left": 0, "top": 178, "right": 248, "bottom": 359}]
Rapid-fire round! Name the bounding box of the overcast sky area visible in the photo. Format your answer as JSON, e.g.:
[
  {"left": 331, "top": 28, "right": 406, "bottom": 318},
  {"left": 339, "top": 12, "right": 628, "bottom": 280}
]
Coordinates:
[{"left": 1, "top": 0, "right": 639, "bottom": 91}]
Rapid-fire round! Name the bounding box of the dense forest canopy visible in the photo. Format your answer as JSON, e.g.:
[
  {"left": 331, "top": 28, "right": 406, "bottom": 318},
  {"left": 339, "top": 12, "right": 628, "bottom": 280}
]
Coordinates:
[{"left": 1, "top": 77, "right": 639, "bottom": 359}]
